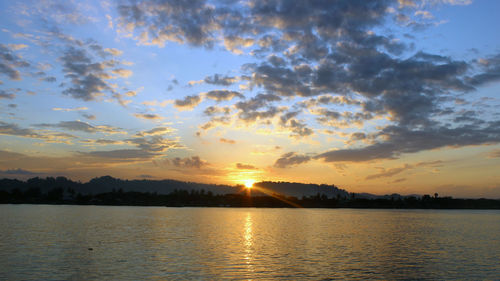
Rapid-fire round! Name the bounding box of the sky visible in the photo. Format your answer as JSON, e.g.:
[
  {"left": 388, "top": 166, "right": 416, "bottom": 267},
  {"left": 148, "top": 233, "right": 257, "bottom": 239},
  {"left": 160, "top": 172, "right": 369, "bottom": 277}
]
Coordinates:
[{"left": 1, "top": 0, "right": 500, "bottom": 198}]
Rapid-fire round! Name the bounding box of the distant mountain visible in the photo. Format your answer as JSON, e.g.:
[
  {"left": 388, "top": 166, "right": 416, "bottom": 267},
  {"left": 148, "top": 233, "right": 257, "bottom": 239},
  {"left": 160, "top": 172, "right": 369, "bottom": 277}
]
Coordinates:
[
  {"left": 0, "top": 176, "right": 349, "bottom": 198},
  {"left": 253, "top": 181, "right": 349, "bottom": 199},
  {"left": 82, "top": 176, "right": 237, "bottom": 195},
  {"left": 355, "top": 193, "right": 423, "bottom": 200},
  {"left": 3, "top": 176, "right": 500, "bottom": 209}
]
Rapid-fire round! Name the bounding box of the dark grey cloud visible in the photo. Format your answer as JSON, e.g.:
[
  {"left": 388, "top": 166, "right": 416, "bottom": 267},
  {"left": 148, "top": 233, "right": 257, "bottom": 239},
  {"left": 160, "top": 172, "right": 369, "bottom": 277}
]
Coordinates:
[
  {"left": 126, "top": 135, "right": 182, "bottom": 153},
  {"left": 0, "top": 44, "right": 30, "bottom": 80},
  {"left": 279, "top": 111, "right": 314, "bottom": 138},
  {"left": 171, "top": 156, "right": 208, "bottom": 169},
  {"left": 205, "top": 90, "right": 243, "bottom": 102},
  {"left": 0, "top": 121, "right": 77, "bottom": 143},
  {"left": 234, "top": 93, "right": 283, "bottom": 123},
  {"left": 60, "top": 47, "right": 110, "bottom": 100},
  {"left": 59, "top": 40, "right": 129, "bottom": 102},
  {"left": 134, "top": 113, "right": 163, "bottom": 120},
  {"left": 349, "top": 132, "right": 367, "bottom": 143},
  {"left": 35, "top": 121, "right": 124, "bottom": 134},
  {"left": 365, "top": 164, "right": 412, "bottom": 180},
  {"left": 315, "top": 122, "right": 500, "bottom": 163},
  {"left": 118, "top": 0, "right": 218, "bottom": 47},
  {"left": 82, "top": 113, "right": 96, "bottom": 120},
  {"left": 79, "top": 149, "right": 156, "bottom": 159},
  {"left": 365, "top": 160, "right": 445, "bottom": 180},
  {"left": 235, "top": 93, "right": 281, "bottom": 112},
  {"left": 238, "top": 106, "right": 281, "bottom": 124},
  {"left": 204, "top": 74, "right": 238, "bottom": 86},
  {"left": 0, "top": 90, "right": 15, "bottom": 99},
  {"left": 0, "top": 121, "right": 44, "bottom": 139},
  {"left": 80, "top": 139, "right": 123, "bottom": 145},
  {"left": 467, "top": 54, "right": 500, "bottom": 87},
  {"left": 43, "top": 76, "right": 57, "bottom": 82},
  {"left": 236, "top": 163, "right": 258, "bottom": 170},
  {"left": 174, "top": 95, "right": 202, "bottom": 110},
  {"left": 203, "top": 105, "right": 231, "bottom": 116},
  {"left": 274, "top": 152, "right": 311, "bottom": 168}
]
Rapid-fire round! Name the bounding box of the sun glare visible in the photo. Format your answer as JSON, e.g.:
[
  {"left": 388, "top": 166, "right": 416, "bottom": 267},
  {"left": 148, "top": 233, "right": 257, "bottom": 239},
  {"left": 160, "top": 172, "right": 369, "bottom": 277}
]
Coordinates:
[{"left": 244, "top": 179, "right": 255, "bottom": 189}]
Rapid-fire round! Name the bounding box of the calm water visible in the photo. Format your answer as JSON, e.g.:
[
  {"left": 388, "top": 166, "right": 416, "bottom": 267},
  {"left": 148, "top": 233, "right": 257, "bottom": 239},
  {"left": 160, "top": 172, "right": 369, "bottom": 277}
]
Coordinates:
[{"left": 0, "top": 205, "right": 499, "bottom": 280}]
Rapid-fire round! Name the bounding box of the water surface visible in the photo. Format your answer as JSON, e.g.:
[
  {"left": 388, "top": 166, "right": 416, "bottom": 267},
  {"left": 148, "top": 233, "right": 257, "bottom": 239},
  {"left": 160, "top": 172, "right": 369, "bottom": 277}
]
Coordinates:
[{"left": 1, "top": 205, "right": 499, "bottom": 280}]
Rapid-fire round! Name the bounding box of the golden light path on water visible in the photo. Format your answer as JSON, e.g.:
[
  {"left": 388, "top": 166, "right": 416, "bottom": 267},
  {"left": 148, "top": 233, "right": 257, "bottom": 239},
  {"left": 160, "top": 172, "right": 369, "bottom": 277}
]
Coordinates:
[{"left": 244, "top": 212, "right": 254, "bottom": 275}]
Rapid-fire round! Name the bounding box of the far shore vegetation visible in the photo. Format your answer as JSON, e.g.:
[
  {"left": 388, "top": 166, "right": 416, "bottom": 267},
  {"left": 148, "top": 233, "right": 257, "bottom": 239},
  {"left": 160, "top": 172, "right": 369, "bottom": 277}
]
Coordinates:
[{"left": 1, "top": 176, "right": 499, "bottom": 209}]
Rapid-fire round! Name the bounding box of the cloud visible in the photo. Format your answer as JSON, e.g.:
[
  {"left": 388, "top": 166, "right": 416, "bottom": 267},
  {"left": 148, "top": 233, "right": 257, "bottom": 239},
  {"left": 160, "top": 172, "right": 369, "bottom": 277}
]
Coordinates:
[
  {"left": 0, "top": 168, "right": 38, "bottom": 175},
  {"left": 415, "top": 160, "right": 444, "bottom": 167},
  {"left": 142, "top": 100, "right": 171, "bottom": 107},
  {"left": 134, "top": 113, "right": 163, "bottom": 120},
  {"left": 136, "top": 127, "right": 175, "bottom": 137},
  {"left": 365, "top": 164, "right": 413, "bottom": 180},
  {"left": 235, "top": 93, "right": 283, "bottom": 123},
  {"left": 0, "top": 44, "right": 30, "bottom": 80},
  {"left": 104, "top": 48, "right": 123, "bottom": 56},
  {"left": 117, "top": 1, "right": 218, "bottom": 47},
  {"left": 0, "top": 121, "right": 77, "bottom": 143},
  {"left": 126, "top": 136, "right": 183, "bottom": 153},
  {"left": 488, "top": 149, "right": 500, "bottom": 158},
  {"left": 274, "top": 152, "right": 312, "bottom": 168},
  {"left": 80, "top": 139, "right": 124, "bottom": 146},
  {"left": 204, "top": 106, "right": 231, "bottom": 116},
  {"left": 52, "top": 107, "right": 88, "bottom": 112},
  {"left": 0, "top": 90, "right": 15, "bottom": 99},
  {"left": 59, "top": 41, "right": 131, "bottom": 102},
  {"left": 60, "top": 47, "right": 110, "bottom": 100},
  {"left": 16, "top": 0, "right": 96, "bottom": 25},
  {"left": 315, "top": 123, "right": 500, "bottom": 163},
  {"left": 236, "top": 163, "right": 258, "bottom": 170},
  {"left": 112, "top": 68, "right": 133, "bottom": 78},
  {"left": 205, "top": 90, "right": 244, "bottom": 102},
  {"left": 174, "top": 95, "right": 202, "bottom": 110},
  {"left": 0, "top": 150, "right": 25, "bottom": 160},
  {"left": 204, "top": 74, "right": 238, "bottom": 86},
  {"left": 79, "top": 149, "right": 156, "bottom": 160},
  {"left": 7, "top": 44, "right": 28, "bottom": 50},
  {"left": 171, "top": 156, "right": 208, "bottom": 169},
  {"left": 219, "top": 138, "right": 236, "bottom": 144},
  {"left": 392, "top": 178, "right": 407, "bottom": 183},
  {"left": 82, "top": 113, "right": 96, "bottom": 120},
  {"left": 279, "top": 111, "right": 314, "bottom": 138},
  {"left": 1, "top": 121, "right": 45, "bottom": 139},
  {"left": 35, "top": 121, "right": 126, "bottom": 134},
  {"left": 199, "top": 116, "right": 231, "bottom": 130}
]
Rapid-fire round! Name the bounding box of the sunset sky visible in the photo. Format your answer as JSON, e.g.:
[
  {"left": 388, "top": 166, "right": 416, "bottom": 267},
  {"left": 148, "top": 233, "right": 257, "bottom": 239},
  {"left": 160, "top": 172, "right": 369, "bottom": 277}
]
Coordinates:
[{"left": 1, "top": 0, "right": 500, "bottom": 198}]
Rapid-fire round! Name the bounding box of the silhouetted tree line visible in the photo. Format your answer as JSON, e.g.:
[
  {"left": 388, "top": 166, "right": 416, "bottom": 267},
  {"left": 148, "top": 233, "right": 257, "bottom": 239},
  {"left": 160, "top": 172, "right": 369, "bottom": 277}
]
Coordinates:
[{"left": 1, "top": 176, "right": 499, "bottom": 209}]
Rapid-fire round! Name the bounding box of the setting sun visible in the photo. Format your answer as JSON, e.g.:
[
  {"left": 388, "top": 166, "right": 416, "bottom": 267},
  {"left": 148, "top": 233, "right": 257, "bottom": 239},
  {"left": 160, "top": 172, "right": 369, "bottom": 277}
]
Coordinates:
[{"left": 244, "top": 179, "right": 255, "bottom": 189}]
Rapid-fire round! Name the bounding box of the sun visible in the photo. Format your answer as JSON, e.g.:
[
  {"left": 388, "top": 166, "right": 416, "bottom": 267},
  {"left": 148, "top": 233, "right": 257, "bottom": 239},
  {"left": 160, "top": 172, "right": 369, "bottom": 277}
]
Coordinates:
[{"left": 243, "top": 179, "right": 255, "bottom": 189}]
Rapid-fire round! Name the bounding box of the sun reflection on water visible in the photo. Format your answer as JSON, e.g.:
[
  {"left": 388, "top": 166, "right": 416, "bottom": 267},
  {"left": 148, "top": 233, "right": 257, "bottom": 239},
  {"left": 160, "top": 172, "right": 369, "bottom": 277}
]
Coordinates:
[{"left": 243, "top": 212, "right": 254, "bottom": 274}]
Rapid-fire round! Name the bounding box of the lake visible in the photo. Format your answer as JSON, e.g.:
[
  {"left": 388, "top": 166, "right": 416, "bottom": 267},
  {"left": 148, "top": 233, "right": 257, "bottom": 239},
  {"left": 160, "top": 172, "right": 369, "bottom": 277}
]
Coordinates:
[{"left": 0, "top": 205, "right": 499, "bottom": 280}]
